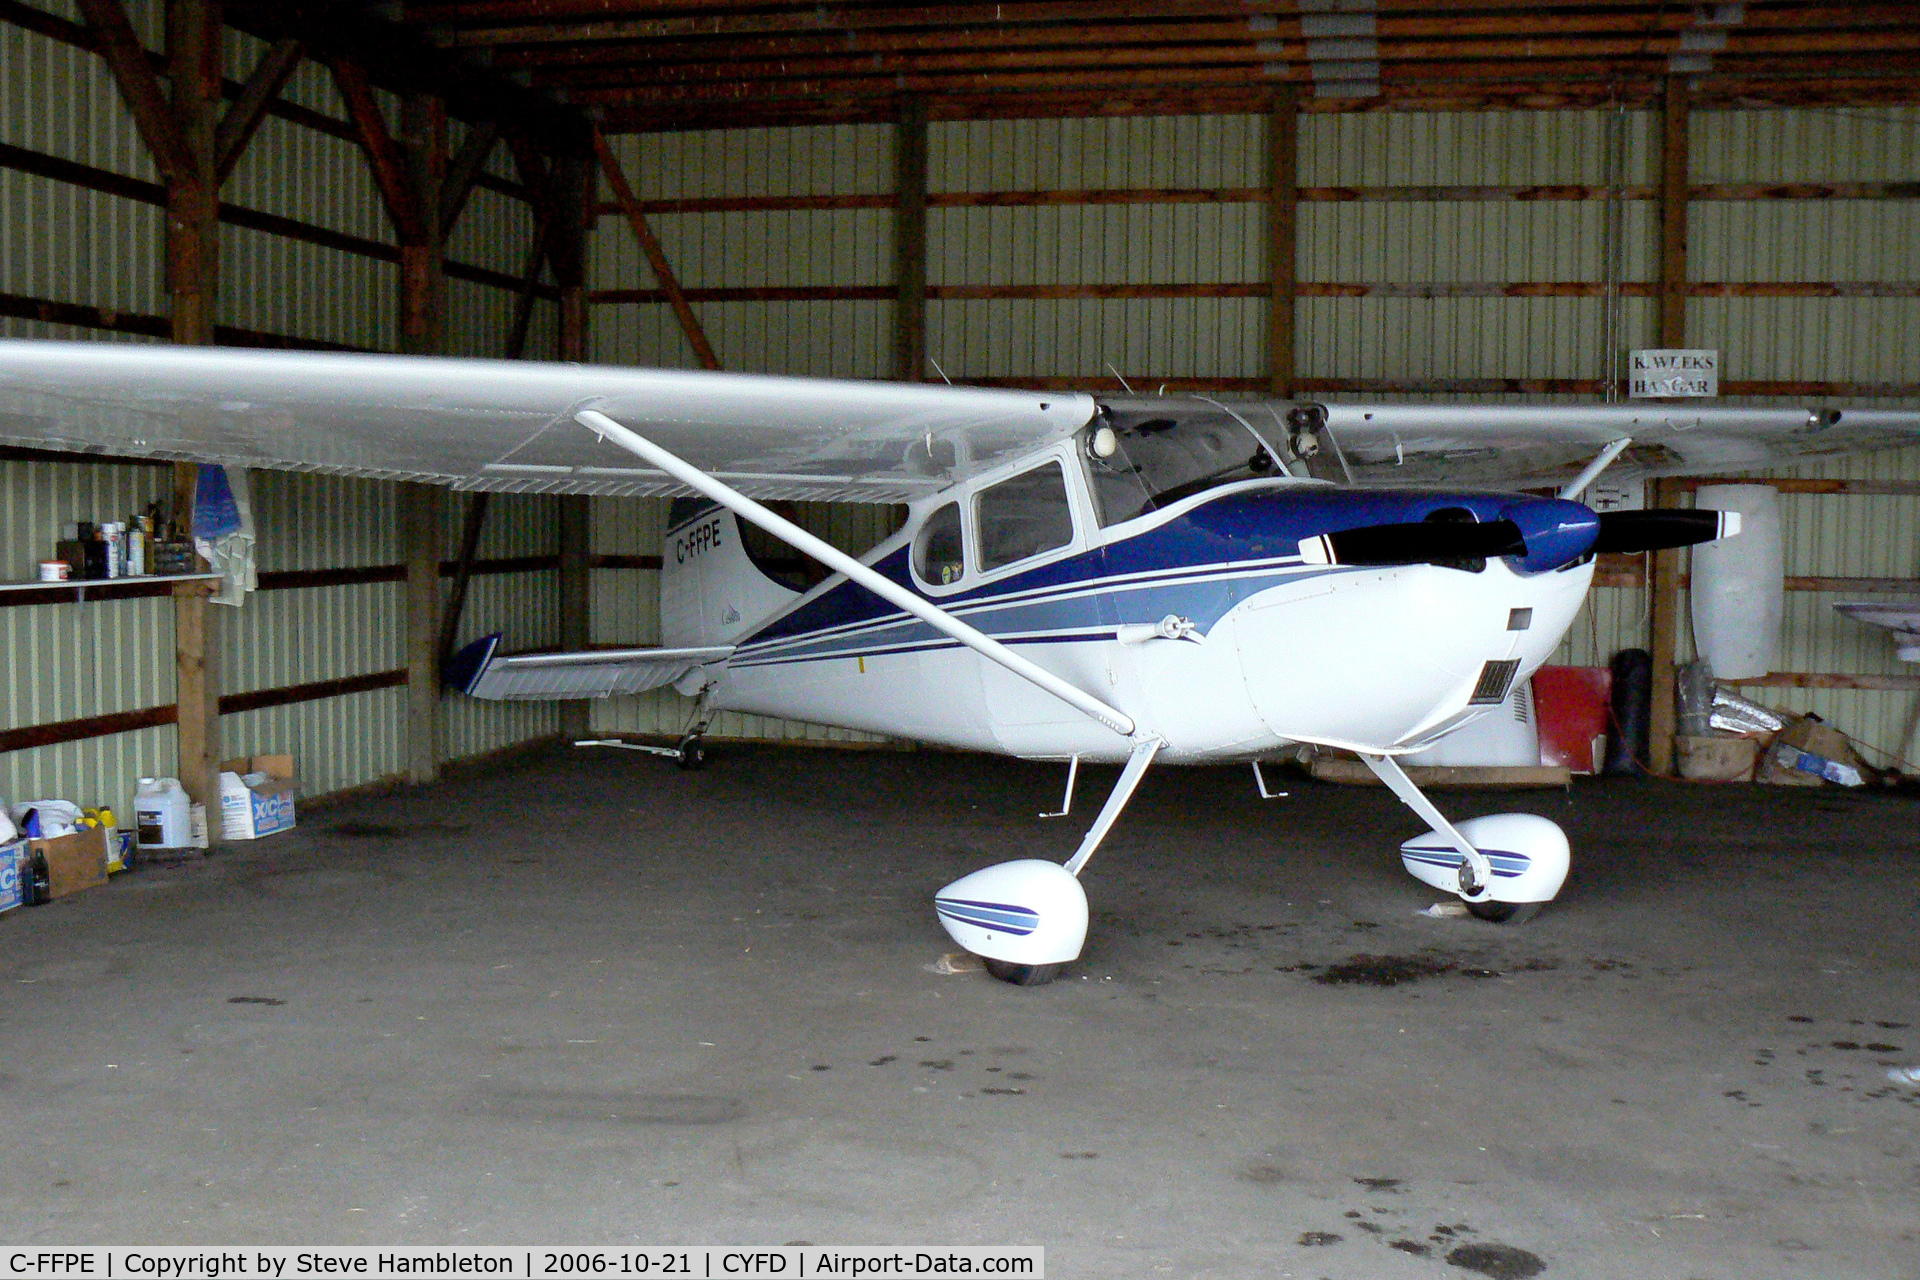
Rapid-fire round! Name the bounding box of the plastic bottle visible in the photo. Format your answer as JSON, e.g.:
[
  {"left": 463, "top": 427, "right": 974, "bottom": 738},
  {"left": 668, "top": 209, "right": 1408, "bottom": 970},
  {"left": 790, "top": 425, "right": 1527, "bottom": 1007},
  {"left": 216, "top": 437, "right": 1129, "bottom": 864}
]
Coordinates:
[{"left": 133, "top": 777, "right": 191, "bottom": 848}]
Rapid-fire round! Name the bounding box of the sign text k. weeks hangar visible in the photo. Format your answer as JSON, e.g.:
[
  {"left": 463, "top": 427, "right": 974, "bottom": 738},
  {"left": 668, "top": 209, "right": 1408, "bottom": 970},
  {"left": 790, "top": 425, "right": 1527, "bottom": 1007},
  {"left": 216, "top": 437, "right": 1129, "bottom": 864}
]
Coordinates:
[{"left": 1629, "top": 348, "right": 1719, "bottom": 398}]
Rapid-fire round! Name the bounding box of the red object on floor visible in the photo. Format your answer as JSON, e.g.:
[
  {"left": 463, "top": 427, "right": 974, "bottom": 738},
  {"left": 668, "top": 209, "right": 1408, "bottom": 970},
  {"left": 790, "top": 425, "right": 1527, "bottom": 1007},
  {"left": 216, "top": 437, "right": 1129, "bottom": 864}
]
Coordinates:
[{"left": 1533, "top": 665, "right": 1613, "bottom": 774}]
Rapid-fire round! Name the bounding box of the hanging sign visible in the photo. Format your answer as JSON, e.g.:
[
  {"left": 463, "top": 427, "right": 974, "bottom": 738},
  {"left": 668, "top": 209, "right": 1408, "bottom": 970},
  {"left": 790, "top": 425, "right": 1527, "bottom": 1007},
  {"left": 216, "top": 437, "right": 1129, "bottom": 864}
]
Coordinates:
[{"left": 1629, "top": 348, "right": 1719, "bottom": 398}]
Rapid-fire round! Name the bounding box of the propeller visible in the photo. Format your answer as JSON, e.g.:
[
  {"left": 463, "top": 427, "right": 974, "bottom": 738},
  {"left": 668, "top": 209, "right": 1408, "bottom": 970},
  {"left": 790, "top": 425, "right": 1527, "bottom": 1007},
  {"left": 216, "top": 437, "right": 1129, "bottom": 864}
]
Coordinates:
[
  {"left": 1297, "top": 517, "right": 1525, "bottom": 568},
  {"left": 1297, "top": 502, "right": 1740, "bottom": 572},
  {"left": 1591, "top": 508, "right": 1741, "bottom": 554}
]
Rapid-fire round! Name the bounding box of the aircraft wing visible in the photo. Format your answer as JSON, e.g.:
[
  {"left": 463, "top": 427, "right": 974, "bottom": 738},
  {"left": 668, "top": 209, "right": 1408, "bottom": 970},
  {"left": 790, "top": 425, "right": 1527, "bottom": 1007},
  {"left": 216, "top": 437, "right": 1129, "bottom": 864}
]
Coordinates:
[
  {"left": 1315, "top": 402, "right": 1920, "bottom": 489},
  {"left": 0, "top": 341, "right": 1094, "bottom": 503}
]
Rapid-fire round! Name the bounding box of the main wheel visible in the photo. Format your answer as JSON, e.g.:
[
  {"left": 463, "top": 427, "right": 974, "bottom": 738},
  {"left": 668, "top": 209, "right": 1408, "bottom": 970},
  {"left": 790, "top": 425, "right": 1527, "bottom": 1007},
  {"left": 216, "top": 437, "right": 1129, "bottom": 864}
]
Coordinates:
[
  {"left": 983, "top": 959, "right": 1064, "bottom": 987},
  {"left": 675, "top": 734, "right": 707, "bottom": 771},
  {"left": 1466, "top": 899, "right": 1543, "bottom": 925}
]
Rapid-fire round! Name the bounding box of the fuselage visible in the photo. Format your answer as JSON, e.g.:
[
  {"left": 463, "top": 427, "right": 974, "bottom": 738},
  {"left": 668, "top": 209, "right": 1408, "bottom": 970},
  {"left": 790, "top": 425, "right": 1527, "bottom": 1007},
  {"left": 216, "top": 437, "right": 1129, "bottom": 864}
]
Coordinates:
[{"left": 703, "top": 445, "right": 1596, "bottom": 765}]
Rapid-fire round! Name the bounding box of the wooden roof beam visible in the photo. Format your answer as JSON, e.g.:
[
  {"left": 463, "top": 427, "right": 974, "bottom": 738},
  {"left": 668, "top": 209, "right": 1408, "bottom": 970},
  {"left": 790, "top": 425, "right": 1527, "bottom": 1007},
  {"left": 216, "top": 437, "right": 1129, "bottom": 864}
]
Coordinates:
[
  {"left": 330, "top": 57, "right": 429, "bottom": 245},
  {"left": 461, "top": 2, "right": 1917, "bottom": 54},
  {"left": 214, "top": 37, "right": 304, "bottom": 183},
  {"left": 440, "top": 120, "right": 500, "bottom": 231},
  {"left": 73, "top": 0, "right": 192, "bottom": 182},
  {"left": 526, "top": 32, "right": 1920, "bottom": 93},
  {"left": 409, "top": 0, "right": 1721, "bottom": 35}
]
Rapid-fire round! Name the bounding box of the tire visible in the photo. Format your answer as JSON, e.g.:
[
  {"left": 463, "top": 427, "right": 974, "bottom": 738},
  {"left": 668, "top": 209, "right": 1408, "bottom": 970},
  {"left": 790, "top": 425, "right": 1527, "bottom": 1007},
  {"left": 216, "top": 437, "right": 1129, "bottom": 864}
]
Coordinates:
[
  {"left": 675, "top": 735, "right": 707, "bottom": 771},
  {"left": 1466, "top": 899, "right": 1543, "bottom": 925},
  {"left": 983, "top": 959, "right": 1064, "bottom": 987}
]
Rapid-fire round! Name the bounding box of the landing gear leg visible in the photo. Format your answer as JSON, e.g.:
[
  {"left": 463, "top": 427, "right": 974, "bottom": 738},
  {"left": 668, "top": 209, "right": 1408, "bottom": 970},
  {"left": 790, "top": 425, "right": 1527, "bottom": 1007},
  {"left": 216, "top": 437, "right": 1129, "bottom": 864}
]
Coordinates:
[
  {"left": 1357, "top": 751, "right": 1494, "bottom": 901},
  {"left": 938, "top": 735, "right": 1165, "bottom": 987},
  {"left": 675, "top": 695, "right": 713, "bottom": 771}
]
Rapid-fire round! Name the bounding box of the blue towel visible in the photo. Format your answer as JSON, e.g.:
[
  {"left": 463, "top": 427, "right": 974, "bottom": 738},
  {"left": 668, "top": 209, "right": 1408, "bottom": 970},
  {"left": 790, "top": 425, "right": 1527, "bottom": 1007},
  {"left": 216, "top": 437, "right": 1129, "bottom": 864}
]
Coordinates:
[{"left": 193, "top": 464, "right": 243, "bottom": 539}]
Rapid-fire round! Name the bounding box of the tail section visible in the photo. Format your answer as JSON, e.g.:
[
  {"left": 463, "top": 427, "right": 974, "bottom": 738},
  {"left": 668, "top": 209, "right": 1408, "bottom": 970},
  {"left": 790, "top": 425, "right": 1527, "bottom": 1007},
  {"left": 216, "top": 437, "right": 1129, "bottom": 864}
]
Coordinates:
[{"left": 660, "top": 500, "right": 801, "bottom": 648}]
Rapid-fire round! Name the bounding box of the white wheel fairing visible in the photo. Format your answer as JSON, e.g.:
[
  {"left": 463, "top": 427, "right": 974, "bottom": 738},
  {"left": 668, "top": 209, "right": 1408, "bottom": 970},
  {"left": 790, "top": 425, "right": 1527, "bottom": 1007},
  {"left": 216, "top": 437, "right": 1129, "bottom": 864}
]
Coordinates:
[
  {"left": 1399, "top": 812, "right": 1571, "bottom": 904},
  {"left": 935, "top": 860, "right": 1089, "bottom": 965}
]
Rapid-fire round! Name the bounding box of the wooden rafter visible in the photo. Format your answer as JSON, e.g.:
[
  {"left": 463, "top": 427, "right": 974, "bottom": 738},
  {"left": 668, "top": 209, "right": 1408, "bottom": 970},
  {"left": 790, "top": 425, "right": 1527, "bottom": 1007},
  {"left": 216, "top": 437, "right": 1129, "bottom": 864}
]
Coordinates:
[
  {"left": 214, "top": 38, "right": 304, "bottom": 183},
  {"left": 441, "top": 120, "right": 500, "bottom": 231},
  {"left": 330, "top": 57, "right": 429, "bottom": 244},
  {"left": 73, "top": 0, "right": 191, "bottom": 180},
  {"left": 591, "top": 125, "right": 719, "bottom": 370},
  {"left": 392, "top": 0, "right": 1920, "bottom": 128}
]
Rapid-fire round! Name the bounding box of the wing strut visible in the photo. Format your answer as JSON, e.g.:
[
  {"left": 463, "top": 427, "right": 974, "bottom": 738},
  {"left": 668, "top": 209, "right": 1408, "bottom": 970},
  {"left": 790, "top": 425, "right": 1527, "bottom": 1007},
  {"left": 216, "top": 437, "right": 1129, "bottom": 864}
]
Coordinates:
[{"left": 574, "top": 409, "right": 1137, "bottom": 739}]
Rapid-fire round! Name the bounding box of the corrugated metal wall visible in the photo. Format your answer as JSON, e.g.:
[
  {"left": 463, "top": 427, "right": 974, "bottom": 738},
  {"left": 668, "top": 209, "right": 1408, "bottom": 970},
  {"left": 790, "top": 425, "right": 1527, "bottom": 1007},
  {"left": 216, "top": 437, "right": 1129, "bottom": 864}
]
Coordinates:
[
  {"left": 1, "top": 5, "right": 556, "bottom": 815},
  {"left": 592, "top": 106, "right": 1919, "bottom": 763}
]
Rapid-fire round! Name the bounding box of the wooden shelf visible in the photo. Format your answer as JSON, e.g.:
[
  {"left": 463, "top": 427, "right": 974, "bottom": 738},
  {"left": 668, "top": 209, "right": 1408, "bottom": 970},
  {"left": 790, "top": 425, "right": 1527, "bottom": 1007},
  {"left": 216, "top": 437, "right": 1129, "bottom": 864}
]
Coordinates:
[{"left": 0, "top": 573, "right": 220, "bottom": 607}]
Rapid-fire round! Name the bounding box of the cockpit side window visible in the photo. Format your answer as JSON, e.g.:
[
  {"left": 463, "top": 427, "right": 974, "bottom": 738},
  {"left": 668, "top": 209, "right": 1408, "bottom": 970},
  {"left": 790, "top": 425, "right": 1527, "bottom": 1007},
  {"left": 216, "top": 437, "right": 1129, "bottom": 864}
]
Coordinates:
[
  {"left": 913, "top": 501, "right": 966, "bottom": 586},
  {"left": 974, "top": 461, "right": 1075, "bottom": 573}
]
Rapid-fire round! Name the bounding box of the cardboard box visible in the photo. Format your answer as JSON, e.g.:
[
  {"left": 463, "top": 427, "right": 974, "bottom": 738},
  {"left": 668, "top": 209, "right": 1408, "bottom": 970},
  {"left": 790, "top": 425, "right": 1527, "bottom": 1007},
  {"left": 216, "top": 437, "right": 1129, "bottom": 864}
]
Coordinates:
[
  {"left": 219, "top": 754, "right": 297, "bottom": 840},
  {"left": 31, "top": 826, "right": 107, "bottom": 899},
  {"left": 1758, "top": 715, "right": 1868, "bottom": 787},
  {"left": 1676, "top": 734, "right": 1759, "bottom": 782},
  {"left": 0, "top": 840, "right": 23, "bottom": 913}
]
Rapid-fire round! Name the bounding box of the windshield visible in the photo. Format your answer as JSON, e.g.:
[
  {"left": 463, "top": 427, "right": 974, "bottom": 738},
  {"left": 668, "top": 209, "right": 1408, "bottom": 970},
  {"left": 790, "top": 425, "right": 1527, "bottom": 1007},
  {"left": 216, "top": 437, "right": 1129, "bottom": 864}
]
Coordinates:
[{"left": 1084, "top": 402, "right": 1291, "bottom": 526}]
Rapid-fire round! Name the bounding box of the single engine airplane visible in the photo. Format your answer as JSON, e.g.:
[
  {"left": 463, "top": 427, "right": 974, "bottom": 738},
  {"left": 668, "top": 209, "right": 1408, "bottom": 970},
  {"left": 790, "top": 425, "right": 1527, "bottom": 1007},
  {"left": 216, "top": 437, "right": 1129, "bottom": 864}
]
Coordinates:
[{"left": 3, "top": 339, "right": 1915, "bottom": 983}]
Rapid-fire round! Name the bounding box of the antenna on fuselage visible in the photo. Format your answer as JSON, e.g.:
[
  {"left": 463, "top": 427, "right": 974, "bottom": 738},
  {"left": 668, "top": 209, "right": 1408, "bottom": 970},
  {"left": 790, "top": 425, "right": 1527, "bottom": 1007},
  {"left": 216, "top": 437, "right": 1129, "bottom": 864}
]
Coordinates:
[
  {"left": 1105, "top": 362, "right": 1135, "bottom": 394},
  {"left": 929, "top": 358, "right": 953, "bottom": 385}
]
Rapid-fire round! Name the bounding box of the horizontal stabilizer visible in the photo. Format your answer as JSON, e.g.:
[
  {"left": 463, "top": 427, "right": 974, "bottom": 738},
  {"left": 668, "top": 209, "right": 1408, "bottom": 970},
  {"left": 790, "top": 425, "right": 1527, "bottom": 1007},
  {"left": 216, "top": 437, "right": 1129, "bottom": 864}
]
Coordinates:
[{"left": 453, "top": 634, "right": 733, "bottom": 701}]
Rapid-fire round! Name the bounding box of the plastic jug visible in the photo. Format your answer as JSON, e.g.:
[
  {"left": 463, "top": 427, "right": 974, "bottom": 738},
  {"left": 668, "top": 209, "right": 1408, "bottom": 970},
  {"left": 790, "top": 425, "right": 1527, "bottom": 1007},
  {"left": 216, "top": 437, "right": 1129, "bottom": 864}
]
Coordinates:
[{"left": 133, "top": 777, "right": 191, "bottom": 848}]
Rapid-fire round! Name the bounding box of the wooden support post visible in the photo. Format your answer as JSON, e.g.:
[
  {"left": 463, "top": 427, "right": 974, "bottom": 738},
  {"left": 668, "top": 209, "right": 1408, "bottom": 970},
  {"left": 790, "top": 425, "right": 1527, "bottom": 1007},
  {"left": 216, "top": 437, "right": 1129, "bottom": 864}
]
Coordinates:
[
  {"left": 173, "top": 464, "right": 219, "bottom": 814},
  {"left": 894, "top": 94, "right": 929, "bottom": 383},
  {"left": 548, "top": 145, "right": 592, "bottom": 363},
  {"left": 505, "top": 215, "right": 549, "bottom": 361},
  {"left": 549, "top": 146, "right": 593, "bottom": 737},
  {"left": 1648, "top": 478, "right": 1683, "bottom": 776},
  {"left": 558, "top": 496, "right": 591, "bottom": 740},
  {"left": 1648, "top": 77, "right": 1691, "bottom": 776},
  {"left": 161, "top": 0, "right": 221, "bottom": 820},
  {"left": 591, "top": 126, "right": 718, "bottom": 369},
  {"left": 166, "top": 0, "right": 219, "bottom": 347},
  {"left": 1658, "top": 75, "right": 1691, "bottom": 352},
  {"left": 436, "top": 493, "right": 490, "bottom": 678},
  {"left": 1267, "top": 87, "right": 1298, "bottom": 400},
  {"left": 401, "top": 483, "right": 442, "bottom": 785},
  {"left": 400, "top": 94, "right": 447, "bottom": 356}
]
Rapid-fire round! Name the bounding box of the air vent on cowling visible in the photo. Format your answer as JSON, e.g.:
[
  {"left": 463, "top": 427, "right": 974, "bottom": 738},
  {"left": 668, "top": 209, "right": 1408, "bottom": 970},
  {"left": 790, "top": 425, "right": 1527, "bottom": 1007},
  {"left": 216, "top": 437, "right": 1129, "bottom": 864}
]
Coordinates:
[{"left": 1470, "top": 659, "right": 1522, "bottom": 706}]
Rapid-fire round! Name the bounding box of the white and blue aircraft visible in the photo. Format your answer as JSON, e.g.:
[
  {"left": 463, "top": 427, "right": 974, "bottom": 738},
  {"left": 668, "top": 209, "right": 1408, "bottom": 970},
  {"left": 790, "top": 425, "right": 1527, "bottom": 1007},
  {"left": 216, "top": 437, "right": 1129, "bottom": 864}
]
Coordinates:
[{"left": 4, "top": 340, "right": 1916, "bottom": 983}]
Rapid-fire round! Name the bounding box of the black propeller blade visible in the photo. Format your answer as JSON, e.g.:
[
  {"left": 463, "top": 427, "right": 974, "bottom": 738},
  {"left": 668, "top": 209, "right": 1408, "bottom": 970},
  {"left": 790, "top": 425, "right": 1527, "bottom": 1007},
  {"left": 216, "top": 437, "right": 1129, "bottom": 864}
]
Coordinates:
[
  {"left": 1591, "top": 509, "right": 1736, "bottom": 554},
  {"left": 1300, "top": 518, "right": 1527, "bottom": 568}
]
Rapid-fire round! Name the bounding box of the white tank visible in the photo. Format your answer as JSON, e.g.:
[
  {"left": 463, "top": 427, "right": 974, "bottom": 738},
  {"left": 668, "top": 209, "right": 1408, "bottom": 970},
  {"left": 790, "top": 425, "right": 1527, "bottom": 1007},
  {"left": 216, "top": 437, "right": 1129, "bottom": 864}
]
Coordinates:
[
  {"left": 133, "top": 777, "right": 191, "bottom": 848},
  {"left": 1690, "top": 484, "right": 1782, "bottom": 681}
]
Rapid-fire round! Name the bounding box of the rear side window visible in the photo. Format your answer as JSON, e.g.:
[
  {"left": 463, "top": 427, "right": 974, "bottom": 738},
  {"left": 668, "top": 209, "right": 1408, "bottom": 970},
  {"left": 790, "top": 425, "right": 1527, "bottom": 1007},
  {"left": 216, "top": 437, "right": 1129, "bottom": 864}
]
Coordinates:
[
  {"left": 975, "top": 462, "right": 1074, "bottom": 572},
  {"left": 913, "top": 502, "right": 966, "bottom": 586}
]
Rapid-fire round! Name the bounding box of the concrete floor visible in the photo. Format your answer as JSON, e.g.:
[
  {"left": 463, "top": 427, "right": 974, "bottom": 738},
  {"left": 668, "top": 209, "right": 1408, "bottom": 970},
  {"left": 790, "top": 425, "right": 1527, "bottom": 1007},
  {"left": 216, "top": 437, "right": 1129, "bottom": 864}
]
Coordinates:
[{"left": 1, "top": 743, "right": 1916, "bottom": 1278}]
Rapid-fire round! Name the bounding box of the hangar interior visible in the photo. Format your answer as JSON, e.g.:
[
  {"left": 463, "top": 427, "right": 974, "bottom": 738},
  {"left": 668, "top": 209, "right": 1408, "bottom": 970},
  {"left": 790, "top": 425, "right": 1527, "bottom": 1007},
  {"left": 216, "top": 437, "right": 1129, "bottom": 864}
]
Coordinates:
[
  {"left": 2, "top": 0, "right": 1919, "bottom": 1269},
  {"left": 4, "top": 1, "right": 1918, "bottom": 807}
]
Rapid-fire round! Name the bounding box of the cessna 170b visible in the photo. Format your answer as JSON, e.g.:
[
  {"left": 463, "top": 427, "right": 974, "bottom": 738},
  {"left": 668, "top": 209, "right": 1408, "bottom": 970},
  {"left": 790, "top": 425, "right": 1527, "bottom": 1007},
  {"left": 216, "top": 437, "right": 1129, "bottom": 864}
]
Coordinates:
[{"left": 4, "top": 339, "right": 1916, "bottom": 983}]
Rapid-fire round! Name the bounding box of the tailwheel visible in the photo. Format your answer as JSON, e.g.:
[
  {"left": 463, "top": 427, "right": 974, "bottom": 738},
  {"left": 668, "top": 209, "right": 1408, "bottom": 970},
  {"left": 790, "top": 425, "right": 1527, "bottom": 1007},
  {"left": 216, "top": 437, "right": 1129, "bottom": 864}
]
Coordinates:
[
  {"left": 983, "top": 959, "right": 1064, "bottom": 987},
  {"left": 675, "top": 733, "right": 707, "bottom": 770},
  {"left": 1466, "top": 899, "right": 1543, "bottom": 925}
]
